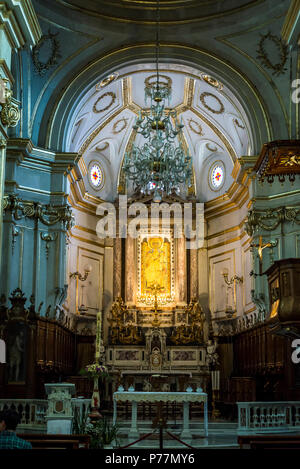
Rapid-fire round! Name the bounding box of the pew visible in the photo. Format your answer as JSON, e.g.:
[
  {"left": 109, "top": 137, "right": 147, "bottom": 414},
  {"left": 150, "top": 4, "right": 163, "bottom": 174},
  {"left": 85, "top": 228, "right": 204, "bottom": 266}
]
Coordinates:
[
  {"left": 238, "top": 434, "right": 300, "bottom": 449},
  {"left": 17, "top": 434, "right": 90, "bottom": 449}
]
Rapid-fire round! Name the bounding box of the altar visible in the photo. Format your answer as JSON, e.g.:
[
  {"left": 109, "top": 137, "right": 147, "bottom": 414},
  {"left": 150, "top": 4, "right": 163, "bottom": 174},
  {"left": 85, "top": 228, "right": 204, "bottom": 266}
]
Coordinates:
[{"left": 113, "top": 390, "right": 208, "bottom": 442}]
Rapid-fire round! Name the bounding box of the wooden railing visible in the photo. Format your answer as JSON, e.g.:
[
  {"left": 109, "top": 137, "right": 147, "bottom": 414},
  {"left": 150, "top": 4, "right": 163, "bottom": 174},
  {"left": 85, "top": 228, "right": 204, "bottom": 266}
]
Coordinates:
[
  {"left": 36, "top": 317, "right": 75, "bottom": 373},
  {"left": 233, "top": 322, "right": 287, "bottom": 376}
]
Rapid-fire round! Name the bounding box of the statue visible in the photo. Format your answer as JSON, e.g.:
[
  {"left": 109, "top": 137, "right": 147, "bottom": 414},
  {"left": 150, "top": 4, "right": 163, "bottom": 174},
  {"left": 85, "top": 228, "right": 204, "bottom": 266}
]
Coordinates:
[
  {"left": 9, "top": 331, "right": 24, "bottom": 382},
  {"left": 143, "top": 378, "right": 152, "bottom": 392},
  {"left": 161, "top": 382, "right": 170, "bottom": 392},
  {"left": 205, "top": 339, "right": 219, "bottom": 367}
]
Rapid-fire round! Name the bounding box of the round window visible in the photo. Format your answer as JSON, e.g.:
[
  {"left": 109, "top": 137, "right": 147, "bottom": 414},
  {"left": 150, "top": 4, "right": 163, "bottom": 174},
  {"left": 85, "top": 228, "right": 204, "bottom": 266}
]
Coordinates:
[
  {"left": 89, "top": 162, "right": 104, "bottom": 190},
  {"left": 209, "top": 161, "right": 225, "bottom": 191}
]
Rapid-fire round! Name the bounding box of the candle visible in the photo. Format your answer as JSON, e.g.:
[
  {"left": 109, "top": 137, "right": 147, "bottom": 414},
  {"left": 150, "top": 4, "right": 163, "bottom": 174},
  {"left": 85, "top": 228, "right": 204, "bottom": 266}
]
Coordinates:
[{"left": 95, "top": 311, "right": 102, "bottom": 363}]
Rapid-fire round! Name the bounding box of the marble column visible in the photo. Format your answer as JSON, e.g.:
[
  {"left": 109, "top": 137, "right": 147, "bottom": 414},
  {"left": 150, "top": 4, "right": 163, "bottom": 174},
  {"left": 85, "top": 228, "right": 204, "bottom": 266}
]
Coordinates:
[
  {"left": 113, "top": 399, "right": 117, "bottom": 425},
  {"left": 180, "top": 401, "right": 192, "bottom": 441},
  {"left": 177, "top": 237, "right": 186, "bottom": 304},
  {"left": 129, "top": 401, "right": 140, "bottom": 440},
  {"left": 125, "top": 235, "right": 135, "bottom": 304},
  {"left": 204, "top": 400, "right": 208, "bottom": 437},
  {"left": 190, "top": 248, "right": 198, "bottom": 299},
  {"left": 113, "top": 236, "right": 122, "bottom": 299}
]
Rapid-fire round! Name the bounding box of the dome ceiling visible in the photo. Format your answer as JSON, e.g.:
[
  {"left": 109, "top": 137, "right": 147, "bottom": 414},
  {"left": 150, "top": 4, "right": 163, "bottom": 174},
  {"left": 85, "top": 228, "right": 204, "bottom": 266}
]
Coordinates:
[{"left": 68, "top": 63, "right": 253, "bottom": 202}]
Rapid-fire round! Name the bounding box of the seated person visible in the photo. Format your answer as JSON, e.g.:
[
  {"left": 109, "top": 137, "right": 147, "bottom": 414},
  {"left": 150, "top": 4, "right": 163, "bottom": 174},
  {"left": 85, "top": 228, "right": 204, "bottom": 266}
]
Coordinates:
[{"left": 0, "top": 409, "right": 32, "bottom": 449}]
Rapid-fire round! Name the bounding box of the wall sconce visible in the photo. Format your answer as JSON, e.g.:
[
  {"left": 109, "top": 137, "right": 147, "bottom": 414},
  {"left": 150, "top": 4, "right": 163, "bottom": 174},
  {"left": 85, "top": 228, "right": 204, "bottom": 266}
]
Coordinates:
[
  {"left": 221, "top": 269, "right": 243, "bottom": 318},
  {"left": 222, "top": 268, "right": 243, "bottom": 286},
  {"left": 69, "top": 264, "right": 92, "bottom": 281}
]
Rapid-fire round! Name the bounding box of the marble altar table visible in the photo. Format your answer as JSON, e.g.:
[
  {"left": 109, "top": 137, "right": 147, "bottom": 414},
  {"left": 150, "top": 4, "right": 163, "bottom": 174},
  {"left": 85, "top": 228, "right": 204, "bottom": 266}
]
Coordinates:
[{"left": 113, "top": 390, "right": 208, "bottom": 442}]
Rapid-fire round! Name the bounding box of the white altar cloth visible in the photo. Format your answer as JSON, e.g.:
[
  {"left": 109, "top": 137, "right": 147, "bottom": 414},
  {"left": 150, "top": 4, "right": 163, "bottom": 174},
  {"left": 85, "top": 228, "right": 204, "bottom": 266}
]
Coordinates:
[{"left": 113, "top": 391, "right": 208, "bottom": 441}]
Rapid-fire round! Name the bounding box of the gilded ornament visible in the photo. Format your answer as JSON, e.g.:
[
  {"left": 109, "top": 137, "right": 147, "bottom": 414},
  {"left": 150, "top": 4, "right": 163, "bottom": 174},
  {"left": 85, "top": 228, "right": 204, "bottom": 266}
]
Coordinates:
[
  {"left": 95, "top": 72, "right": 119, "bottom": 90},
  {"left": 112, "top": 117, "right": 128, "bottom": 134},
  {"left": 93, "top": 91, "right": 116, "bottom": 113},
  {"left": 200, "top": 92, "right": 224, "bottom": 114},
  {"left": 108, "top": 297, "right": 143, "bottom": 345},
  {"left": 170, "top": 299, "right": 205, "bottom": 345},
  {"left": 96, "top": 142, "right": 109, "bottom": 152},
  {"left": 145, "top": 74, "right": 172, "bottom": 91},
  {"left": 206, "top": 142, "right": 218, "bottom": 152},
  {"left": 233, "top": 118, "right": 245, "bottom": 129},
  {"left": 188, "top": 118, "right": 203, "bottom": 135},
  {"left": 256, "top": 32, "right": 288, "bottom": 76},
  {"left": 279, "top": 153, "right": 300, "bottom": 166},
  {"left": 201, "top": 73, "right": 223, "bottom": 90}
]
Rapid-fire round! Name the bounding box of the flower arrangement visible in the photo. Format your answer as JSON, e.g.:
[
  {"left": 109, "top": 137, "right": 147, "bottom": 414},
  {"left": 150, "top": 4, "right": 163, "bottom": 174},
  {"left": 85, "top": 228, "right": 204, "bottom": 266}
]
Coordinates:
[
  {"left": 80, "top": 363, "right": 109, "bottom": 379},
  {"left": 85, "top": 418, "right": 120, "bottom": 449}
]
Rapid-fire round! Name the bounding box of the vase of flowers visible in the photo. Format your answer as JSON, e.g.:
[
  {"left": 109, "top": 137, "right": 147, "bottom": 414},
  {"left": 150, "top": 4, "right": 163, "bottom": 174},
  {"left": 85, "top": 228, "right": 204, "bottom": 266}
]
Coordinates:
[{"left": 80, "top": 363, "right": 109, "bottom": 421}]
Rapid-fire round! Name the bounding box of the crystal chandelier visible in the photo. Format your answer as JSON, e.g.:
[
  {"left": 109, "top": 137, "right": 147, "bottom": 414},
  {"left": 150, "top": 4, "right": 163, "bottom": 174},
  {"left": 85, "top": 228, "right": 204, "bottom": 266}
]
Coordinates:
[{"left": 123, "top": 0, "right": 192, "bottom": 202}]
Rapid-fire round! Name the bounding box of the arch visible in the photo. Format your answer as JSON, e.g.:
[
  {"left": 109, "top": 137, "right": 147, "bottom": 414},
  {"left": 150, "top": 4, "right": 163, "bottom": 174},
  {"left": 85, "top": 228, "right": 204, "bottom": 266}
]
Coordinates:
[{"left": 33, "top": 43, "right": 273, "bottom": 154}]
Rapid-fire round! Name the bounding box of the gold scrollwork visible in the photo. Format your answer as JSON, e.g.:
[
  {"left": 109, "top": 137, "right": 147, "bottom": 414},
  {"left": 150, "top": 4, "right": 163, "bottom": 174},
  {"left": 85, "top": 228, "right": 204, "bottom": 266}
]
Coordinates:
[
  {"left": 200, "top": 92, "right": 224, "bottom": 114},
  {"left": 233, "top": 118, "right": 245, "bottom": 129},
  {"left": 188, "top": 118, "right": 203, "bottom": 135},
  {"left": 170, "top": 299, "right": 205, "bottom": 345},
  {"left": 206, "top": 142, "right": 218, "bottom": 152},
  {"left": 93, "top": 91, "right": 116, "bottom": 113},
  {"left": 201, "top": 73, "right": 223, "bottom": 90},
  {"left": 112, "top": 117, "right": 128, "bottom": 134},
  {"left": 96, "top": 142, "right": 109, "bottom": 152},
  {"left": 108, "top": 297, "right": 143, "bottom": 345},
  {"left": 145, "top": 74, "right": 172, "bottom": 90},
  {"left": 279, "top": 153, "right": 300, "bottom": 166}
]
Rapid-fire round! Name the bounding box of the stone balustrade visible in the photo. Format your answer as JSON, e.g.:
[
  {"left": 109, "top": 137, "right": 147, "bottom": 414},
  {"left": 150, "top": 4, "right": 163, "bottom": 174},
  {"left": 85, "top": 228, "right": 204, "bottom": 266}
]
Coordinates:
[
  {"left": 0, "top": 398, "right": 90, "bottom": 431},
  {"left": 238, "top": 402, "right": 300, "bottom": 434}
]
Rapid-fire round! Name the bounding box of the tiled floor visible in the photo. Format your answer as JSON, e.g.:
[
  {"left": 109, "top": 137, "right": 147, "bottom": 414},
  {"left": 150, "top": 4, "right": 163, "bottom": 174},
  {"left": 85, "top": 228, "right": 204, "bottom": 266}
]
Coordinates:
[{"left": 117, "top": 420, "right": 239, "bottom": 449}]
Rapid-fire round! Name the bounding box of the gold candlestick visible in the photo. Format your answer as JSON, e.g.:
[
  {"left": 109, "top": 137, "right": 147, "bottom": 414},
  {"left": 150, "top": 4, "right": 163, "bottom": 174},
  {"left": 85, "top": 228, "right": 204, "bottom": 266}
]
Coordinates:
[
  {"left": 95, "top": 311, "right": 102, "bottom": 363},
  {"left": 149, "top": 283, "right": 164, "bottom": 327}
]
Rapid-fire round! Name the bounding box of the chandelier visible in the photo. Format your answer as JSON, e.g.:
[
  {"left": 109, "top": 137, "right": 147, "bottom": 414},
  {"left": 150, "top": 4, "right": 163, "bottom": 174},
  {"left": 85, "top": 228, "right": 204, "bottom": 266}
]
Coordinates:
[{"left": 123, "top": 0, "right": 192, "bottom": 202}]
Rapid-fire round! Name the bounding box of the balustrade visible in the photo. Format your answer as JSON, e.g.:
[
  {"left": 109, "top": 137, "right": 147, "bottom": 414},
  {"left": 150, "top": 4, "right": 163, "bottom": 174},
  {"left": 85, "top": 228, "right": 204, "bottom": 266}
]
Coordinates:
[
  {"left": 238, "top": 402, "right": 300, "bottom": 433},
  {"left": 0, "top": 398, "right": 90, "bottom": 430}
]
